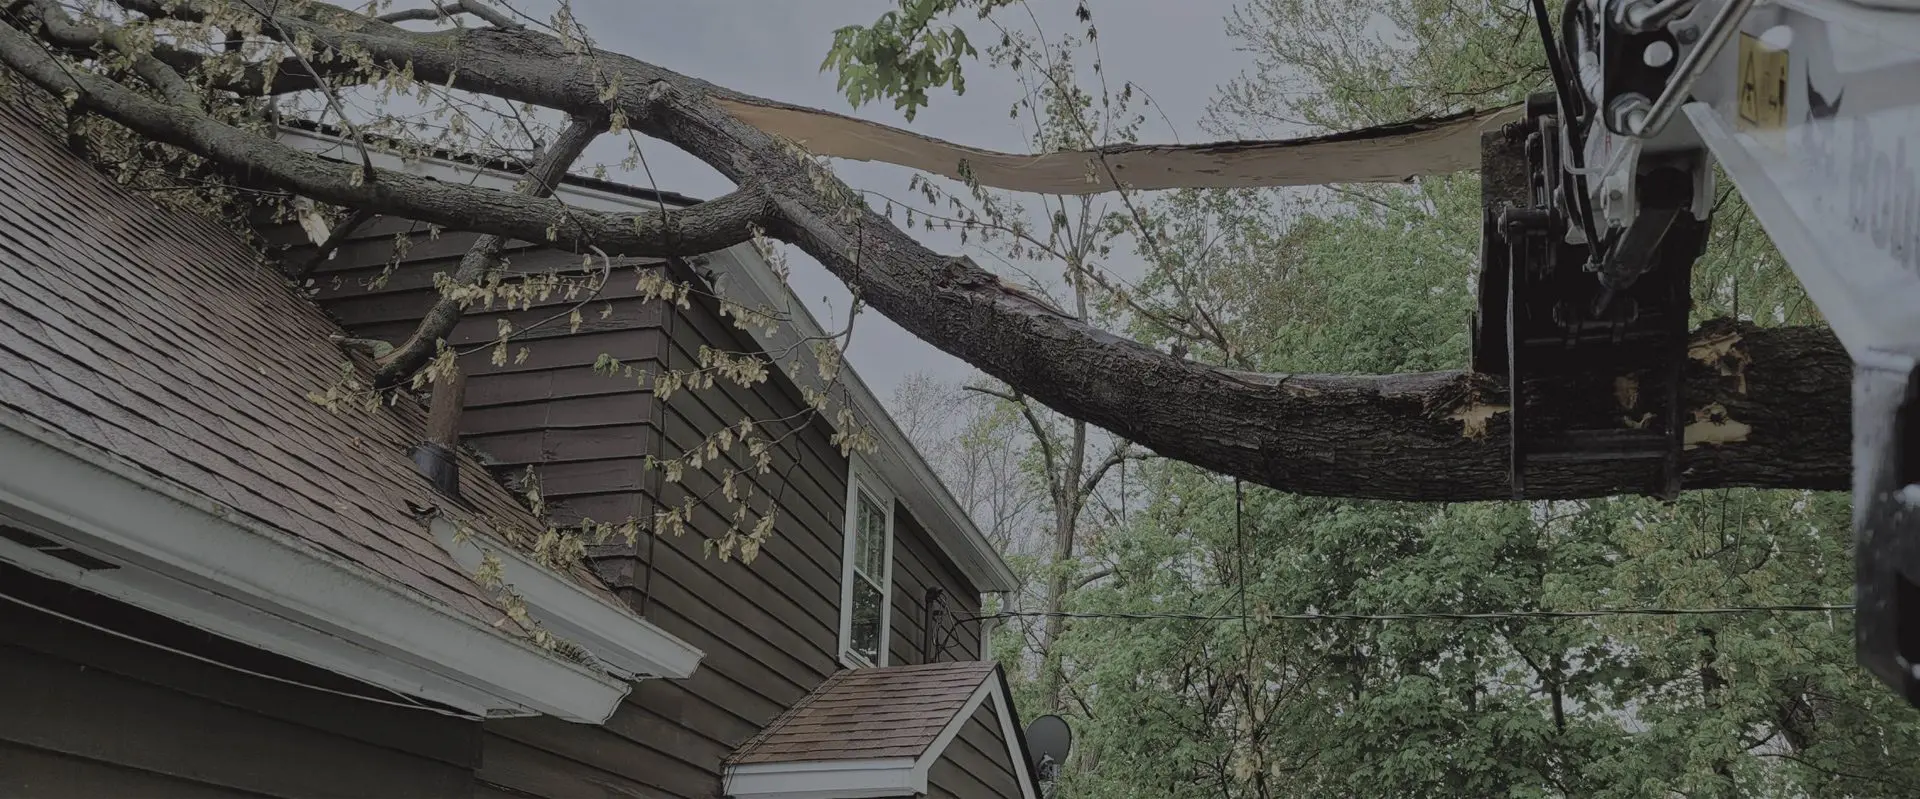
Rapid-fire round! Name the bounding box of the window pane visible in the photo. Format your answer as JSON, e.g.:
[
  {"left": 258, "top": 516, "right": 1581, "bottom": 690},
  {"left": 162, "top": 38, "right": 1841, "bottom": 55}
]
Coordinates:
[
  {"left": 855, "top": 490, "right": 887, "bottom": 578},
  {"left": 849, "top": 580, "right": 884, "bottom": 663}
]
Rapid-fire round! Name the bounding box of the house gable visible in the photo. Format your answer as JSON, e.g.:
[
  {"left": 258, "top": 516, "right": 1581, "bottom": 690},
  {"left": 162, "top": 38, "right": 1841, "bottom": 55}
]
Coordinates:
[{"left": 928, "top": 687, "right": 1031, "bottom": 798}]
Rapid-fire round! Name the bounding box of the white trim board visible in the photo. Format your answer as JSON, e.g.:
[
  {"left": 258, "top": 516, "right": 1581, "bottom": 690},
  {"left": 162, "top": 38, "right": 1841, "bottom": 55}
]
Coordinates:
[
  {"left": 725, "top": 671, "right": 1039, "bottom": 799},
  {"left": 276, "top": 126, "right": 1018, "bottom": 594},
  {"left": 0, "top": 407, "right": 631, "bottom": 723},
  {"left": 837, "top": 454, "right": 897, "bottom": 669}
]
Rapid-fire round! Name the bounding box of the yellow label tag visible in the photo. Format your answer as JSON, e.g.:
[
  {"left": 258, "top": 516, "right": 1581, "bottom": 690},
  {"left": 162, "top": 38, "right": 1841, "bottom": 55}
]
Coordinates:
[{"left": 1738, "top": 32, "right": 1788, "bottom": 130}]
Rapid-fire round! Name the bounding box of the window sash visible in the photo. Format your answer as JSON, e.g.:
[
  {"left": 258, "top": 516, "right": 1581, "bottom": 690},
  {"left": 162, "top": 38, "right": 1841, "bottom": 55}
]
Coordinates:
[{"left": 842, "top": 474, "right": 892, "bottom": 667}]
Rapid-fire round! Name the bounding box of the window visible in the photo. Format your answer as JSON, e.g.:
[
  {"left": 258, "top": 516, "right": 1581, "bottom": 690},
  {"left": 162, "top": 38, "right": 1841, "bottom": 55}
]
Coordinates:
[{"left": 839, "top": 460, "right": 894, "bottom": 668}]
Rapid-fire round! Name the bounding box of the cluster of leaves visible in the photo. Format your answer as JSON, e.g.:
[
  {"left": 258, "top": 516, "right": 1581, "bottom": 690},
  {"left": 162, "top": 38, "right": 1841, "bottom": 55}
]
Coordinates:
[{"left": 820, "top": 0, "right": 1031, "bottom": 121}]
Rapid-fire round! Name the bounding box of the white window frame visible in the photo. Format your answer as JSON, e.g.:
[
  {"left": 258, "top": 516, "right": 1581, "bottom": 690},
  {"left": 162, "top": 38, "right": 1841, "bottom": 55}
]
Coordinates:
[{"left": 838, "top": 456, "right": 895, "bottom": 668}]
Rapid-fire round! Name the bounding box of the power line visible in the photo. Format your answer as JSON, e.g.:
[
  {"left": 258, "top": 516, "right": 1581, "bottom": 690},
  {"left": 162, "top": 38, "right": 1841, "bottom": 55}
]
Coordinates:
[
  {"left": 0, "top": 590, "right": 486, "bottom": 721},
  {"left": 963, "top": 604, "right": 1853, "bottom": 624}
]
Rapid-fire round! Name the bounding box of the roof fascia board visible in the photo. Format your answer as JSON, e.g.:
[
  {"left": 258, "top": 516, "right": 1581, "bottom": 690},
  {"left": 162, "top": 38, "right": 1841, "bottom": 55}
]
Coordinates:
[
  {"left": 726, "top": 758, "right": 919, "bottom": 799},
  {"left": 0, "top": 409, "right": 630, "bottom": 723},
  {"left": 429, "top": 517, "right": 704, "bottom": 680},
  {"left": 989, "top": 675, "right": 1043, "bottom": 799},
  {"left": 701, "top": 248, "right": 1018, "bottom": 594},
  {"left": 272, "top": 125, "right": 1017, "bottom": 594}
]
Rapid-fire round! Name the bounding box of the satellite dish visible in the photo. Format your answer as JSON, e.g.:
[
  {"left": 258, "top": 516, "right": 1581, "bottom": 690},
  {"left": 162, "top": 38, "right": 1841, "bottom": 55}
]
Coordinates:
[{"left": 1024, "top": 714, "right": 1072, "bottom": 781}]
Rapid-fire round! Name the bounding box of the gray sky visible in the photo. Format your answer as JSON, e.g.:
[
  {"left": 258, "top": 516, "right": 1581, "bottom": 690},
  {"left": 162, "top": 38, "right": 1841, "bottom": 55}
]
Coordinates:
[{"left": 549, "top": 0, "right": 1250, "bottom": 397}]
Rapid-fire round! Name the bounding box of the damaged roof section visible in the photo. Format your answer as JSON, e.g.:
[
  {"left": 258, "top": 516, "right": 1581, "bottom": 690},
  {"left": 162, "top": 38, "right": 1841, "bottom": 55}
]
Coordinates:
[{"left": 0, "top": 89, "right": 698, "bottom": 722}]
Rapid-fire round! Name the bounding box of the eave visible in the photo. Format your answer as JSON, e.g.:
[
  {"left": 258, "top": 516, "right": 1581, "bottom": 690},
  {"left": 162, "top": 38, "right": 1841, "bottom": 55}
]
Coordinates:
[{"left": 0, "top": 408, "right": 632, "bottom": 723}]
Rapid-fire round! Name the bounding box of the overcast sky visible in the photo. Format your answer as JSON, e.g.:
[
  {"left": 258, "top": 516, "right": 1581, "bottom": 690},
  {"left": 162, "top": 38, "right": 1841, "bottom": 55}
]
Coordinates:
[{"left": 542, "top": 0, "right": 1252, "bottom": 397}]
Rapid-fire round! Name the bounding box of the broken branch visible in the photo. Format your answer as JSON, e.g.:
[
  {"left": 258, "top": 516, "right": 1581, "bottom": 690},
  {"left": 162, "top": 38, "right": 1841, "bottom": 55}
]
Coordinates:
[
  {"left": 377, "top": 0, "right": 521, "bottom": 29},
  {"left": 0, "top": 1, "right": 1855, "bottom": 501},
  {"left": 372, "top": 111, "right": 608, "bottom": 387}
]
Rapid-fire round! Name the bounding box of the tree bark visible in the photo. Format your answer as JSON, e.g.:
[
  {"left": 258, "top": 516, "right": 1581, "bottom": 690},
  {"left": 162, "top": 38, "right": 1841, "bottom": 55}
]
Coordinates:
[{"left": 0, "top": 1, "right": 1856, "bottom": 501}]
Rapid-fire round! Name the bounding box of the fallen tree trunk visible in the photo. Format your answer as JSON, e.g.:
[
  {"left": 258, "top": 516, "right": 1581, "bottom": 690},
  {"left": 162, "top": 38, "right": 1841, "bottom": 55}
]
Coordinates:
[{"left": 0, "top": 0, "right": 1854, "bottom": 501}]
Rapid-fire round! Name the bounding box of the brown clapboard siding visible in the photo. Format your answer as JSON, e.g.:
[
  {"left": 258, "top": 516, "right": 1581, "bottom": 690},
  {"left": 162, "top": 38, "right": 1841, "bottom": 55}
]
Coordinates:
[
  {"left": 0, "top": 564, "right": 481, "bottom": 799},
  {"left": 474, "top": 734, "right": 663, "bottom": 799},
  {"left": 0, "top": 742, "right": 277, "bottom": 799},
  {"left": 658, "top": 296, "right": 984, "bottom": 665},
  {"left": 281, "top": 198, "right": 995, "bottom": 796},
  {"left": 894, "top": 506, "right": 986, "bottom": 663}
]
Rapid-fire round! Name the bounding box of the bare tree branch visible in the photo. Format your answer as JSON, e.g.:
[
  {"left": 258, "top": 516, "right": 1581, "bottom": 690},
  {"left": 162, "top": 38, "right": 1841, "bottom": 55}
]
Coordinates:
[
  {"left": 374, "top": 5, "right": 453, "bottom": 25},
  {"left": 1072, "top": 567, "right": 1113, "bottom": 591},
  {"left": 1080, "top": 440, "right": 1150, "bottom": 500},
  {"left": 966, "top": 384, "right": 1063, "bottom": 503}
]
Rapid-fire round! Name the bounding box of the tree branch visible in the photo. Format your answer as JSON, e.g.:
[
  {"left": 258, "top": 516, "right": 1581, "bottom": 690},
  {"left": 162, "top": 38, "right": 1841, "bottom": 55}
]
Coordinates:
[
  {"left": 372, "top": 111, "right": 606, "bottom": 387},
  {"left": 377, "top": 0, "right": 521, "bottom": 29},
  {"left": 1080, "top": 440, "right": 1149, "bottom": 500},
  {"left": 23, "top": 0, "right": 199, "bottom": 109},
  {"left": 1072, "top": 567, "right": 1113, "bottom": 591},
  {"left": 0, "top": 23, "right": 770, "bottom": 256},
  {"left": 231, "top": 0, "right": 375, "bottom": 181},
  {"left": 1, "top": 2, "right": 1855, "bottom": 501},
  {"left": 966, "top": 384, "right": 1064, "bottom": 500},
  {"left": 374, "top": 5, "right": 452, "bottom": 24},
  {"left": 290, "top": 206, "right": 372, "bottom": 282}
]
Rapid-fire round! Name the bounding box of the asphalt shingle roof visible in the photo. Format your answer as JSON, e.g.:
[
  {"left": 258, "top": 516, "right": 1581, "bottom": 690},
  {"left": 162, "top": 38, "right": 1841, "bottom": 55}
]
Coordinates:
[
  {"left": 0, "top": 88, "right": 626, "bottom": 634},
  {"left": 730, "top": 661, "right": 1000, "bottom": 764}
]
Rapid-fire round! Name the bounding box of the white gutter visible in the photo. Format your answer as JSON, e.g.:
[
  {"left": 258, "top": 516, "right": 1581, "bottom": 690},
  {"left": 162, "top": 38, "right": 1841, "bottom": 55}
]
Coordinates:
[{"left": 0, "top": 407, "right": 632, "bottom": 723}]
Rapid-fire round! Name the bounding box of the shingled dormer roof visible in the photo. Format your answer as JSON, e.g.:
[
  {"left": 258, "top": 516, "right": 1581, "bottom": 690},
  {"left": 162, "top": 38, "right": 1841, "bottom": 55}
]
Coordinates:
[{"left": 725, "top": 661, "right": 1039, "bottom": 798}]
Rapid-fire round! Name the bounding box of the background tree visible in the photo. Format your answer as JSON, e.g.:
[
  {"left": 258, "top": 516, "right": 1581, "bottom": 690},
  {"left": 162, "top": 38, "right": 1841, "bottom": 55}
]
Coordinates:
[{"left": 958, "top": 1, "right": 1920, "bottom": 796}]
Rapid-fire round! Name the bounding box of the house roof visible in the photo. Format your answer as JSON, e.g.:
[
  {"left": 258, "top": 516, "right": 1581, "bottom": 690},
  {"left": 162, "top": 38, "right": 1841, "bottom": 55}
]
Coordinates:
[
  {"left": 276, "top": 124, "right": 1021, "bottom": 594},
  {"left": 0, "top": 87, "right": 696, "bottom": 715},
  {"left": 730, "top": 661, "right": 1000, "bottom": 764},
  {"left": 724, "top": 661, "right": 1041, "bottom": 799}
]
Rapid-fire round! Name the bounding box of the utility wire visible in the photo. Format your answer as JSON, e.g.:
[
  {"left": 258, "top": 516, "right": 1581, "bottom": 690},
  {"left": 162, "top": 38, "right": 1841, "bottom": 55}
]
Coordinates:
[
  {"left": 0, "top": 589, "right": 487, "bottom": 721},
  {"left": 963, "top": 604, "right": 1852, "bottom": 624}
]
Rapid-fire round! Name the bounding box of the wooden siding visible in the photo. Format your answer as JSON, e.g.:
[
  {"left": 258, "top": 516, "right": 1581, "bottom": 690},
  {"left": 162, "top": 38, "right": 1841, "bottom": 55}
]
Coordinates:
[
  {"left": 0, "top": 563, "right": 481, "bottom": 799},
  {"left": 928, "top": 698, "right": 1028, "bottom": 799},
  {"left": 269, "top": 217, "right": 994, "bottom": 798},
  {"left": 894, "top": 506, "right": 985, "bottom": 665}
]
